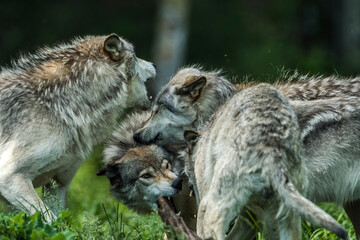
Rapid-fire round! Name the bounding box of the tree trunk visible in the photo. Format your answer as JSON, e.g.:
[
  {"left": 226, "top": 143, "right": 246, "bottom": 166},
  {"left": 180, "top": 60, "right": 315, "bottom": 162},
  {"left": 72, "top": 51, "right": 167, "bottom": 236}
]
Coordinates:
[
  {"left": 148, "top": 0, "right": 190, "bottom": 97},
  {"left": 338, "top": 0, "right": 360, "bottom": 72}
]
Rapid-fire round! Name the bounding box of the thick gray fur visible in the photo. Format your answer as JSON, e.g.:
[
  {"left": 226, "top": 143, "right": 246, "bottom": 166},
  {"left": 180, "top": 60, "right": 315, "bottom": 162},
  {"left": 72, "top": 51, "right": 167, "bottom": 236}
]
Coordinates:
[
  {"left": 0, "top": 34, "right": 156, "bottom": 221},
  {"left": 134, "top": 67, "right": 360, "bottom": 237},
  {"left": 98, "top": 111, "right": 183, "bottom": 213},
  {"left": 185, "top": 84, "right": 347, "bottom": 240}
]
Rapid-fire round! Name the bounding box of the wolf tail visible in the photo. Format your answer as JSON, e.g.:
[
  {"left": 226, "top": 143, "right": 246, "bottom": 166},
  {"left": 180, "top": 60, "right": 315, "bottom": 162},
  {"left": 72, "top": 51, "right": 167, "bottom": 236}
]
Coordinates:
[{"left": 272, "top": 167, "right": 348, "bottom": 240}]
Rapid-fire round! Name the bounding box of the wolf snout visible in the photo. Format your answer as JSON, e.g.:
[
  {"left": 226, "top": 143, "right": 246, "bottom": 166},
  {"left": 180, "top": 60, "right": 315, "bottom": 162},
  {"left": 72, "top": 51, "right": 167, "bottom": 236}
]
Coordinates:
[{"left": 171, "top": 178, "right": 183, "bottom": 191}]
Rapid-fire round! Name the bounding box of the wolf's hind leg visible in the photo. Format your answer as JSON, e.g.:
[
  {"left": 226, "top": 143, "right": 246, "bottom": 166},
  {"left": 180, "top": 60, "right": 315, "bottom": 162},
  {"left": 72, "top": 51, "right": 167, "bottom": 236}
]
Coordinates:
[
  {"left": 278, "top": 211, "right": 302, "bottom": 240},
  {"left": 198, "top": 187, "right": 251, "bottom": 240},
  {"left": 226, "top": 211, "right": 257, "bottom": 240}
]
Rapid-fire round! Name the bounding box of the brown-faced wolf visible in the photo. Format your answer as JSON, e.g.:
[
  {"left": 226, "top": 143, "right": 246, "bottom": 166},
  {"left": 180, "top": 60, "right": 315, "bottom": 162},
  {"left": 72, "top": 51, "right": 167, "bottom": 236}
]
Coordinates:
[
  {"left": 134, "top": 67, "right": 360, "bottom": 237},
  {"left": 0, "top": 34, "right": 156, "bottom": 221},
  {"left": 96, "top": 111, "right": 184, "bottom": 213},
  {"left": 183, "top": 84, "right": 348, "bottom": 240}
]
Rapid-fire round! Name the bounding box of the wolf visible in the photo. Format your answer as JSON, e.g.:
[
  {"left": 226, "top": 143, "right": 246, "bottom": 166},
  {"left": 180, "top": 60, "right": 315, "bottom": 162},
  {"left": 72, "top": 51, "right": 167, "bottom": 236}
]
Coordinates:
[
  {"left": 134, "top": 67, "right": 360, "bottom": 145},
  {"left": 96, "top": 111, "right": 184, "bottom": 213},
  {"left": 0, "top": 33, "right": 156, "bottom": 221},
  {"left": 133, "top": 67, "right": 237, "bottom": 145},
  {"left": 134, "top": 67, "right": 360, "bottom": 238},
  {"left": 97, "top": 110, "right": 198, "bottom": 228},
  {"left": 182, "top": 84, "right": 348, "bottom": 240}
]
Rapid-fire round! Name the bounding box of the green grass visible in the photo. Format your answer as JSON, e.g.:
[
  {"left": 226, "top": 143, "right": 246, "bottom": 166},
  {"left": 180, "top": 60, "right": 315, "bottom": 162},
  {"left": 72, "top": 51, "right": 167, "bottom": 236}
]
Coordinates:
[{"left": 0, "top": 147, "right": 356, "bottom": 239}]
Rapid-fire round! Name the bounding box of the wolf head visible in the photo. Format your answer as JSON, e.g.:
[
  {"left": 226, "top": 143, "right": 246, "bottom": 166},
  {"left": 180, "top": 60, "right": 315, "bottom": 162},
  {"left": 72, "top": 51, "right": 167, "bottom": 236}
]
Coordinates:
[
  {"left": 133, "top": 67, "right": 237, "bottom": 145},
  {"left": 98, "top": 111, "right": 184, "bottom": 213},
  {"left": 97, "top": 144, "right": 182, "bottom": 213}
]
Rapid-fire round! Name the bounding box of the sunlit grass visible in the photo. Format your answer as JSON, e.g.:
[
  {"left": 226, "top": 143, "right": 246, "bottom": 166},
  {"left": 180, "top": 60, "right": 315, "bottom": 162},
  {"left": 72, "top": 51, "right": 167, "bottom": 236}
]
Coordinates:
[{"left": 0, "top": 146, "right": 356, "bottom": 239}]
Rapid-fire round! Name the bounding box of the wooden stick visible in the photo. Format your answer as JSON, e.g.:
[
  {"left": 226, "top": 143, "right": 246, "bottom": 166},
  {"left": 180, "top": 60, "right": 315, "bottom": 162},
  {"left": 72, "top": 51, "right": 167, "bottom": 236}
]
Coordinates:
[{"left": 157, "top": 197, "right": 205, "bottom": 240}]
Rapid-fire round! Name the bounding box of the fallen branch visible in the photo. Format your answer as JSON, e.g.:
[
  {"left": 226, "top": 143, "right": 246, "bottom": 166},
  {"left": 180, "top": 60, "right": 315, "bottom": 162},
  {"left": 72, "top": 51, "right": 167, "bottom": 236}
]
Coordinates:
[{"left": 157, "top": 197, "right": 204, "bottom": 240}]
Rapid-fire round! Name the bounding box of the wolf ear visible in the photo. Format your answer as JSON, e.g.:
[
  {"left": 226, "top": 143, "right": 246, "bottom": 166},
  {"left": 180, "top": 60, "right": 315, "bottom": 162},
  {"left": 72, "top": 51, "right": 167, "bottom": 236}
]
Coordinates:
[
  {"left": 97, "top": 163, "right": 124, "bottom": 186},
  {"left": 182, "top": 76, "right": 207, "bottom": 99},
  {"left": 96, "top": 167, "right": 107, "bottom": 176},
  {"left": 163, "top": 143, "right": 187, "bottom": 154},
  {"left": 104, "top": 34, "right": 123, "bottom": 60},
  {"left": 96, "top": 163, "right": 119, "bottom": 179},
  {"left": 184, "top": 130, "right": 200, "bottom": 143}
]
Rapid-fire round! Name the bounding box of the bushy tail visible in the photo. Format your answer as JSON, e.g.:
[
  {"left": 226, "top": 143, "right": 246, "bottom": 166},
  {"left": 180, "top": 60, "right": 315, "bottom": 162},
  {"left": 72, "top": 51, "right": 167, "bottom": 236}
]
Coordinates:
[{"left": 272, "top": 168, "right": 348, "bottom": 240}]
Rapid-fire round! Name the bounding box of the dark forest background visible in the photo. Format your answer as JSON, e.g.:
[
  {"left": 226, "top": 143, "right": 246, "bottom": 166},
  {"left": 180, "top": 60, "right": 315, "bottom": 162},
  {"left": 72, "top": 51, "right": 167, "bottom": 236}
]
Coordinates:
[{"left": 1, "top": 0, "right": 359, "bottom": 96}]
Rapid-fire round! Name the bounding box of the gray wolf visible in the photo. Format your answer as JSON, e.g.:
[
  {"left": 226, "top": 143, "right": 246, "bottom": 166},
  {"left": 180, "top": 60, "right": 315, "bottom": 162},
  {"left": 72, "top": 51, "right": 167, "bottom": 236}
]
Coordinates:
[
  {"left": 134, "top": 67, "right": 360, "bottom": 145},
  {"left": 183, "top": 84, "right": 348, "bottom": 240},
  {"left": 134, "top": 67, "right": 360, "bottom": 237},
  {"left": 0, "top": 34, "right": 156, "bottom": 221},
  {"left": 97, "top": 111, "right": 185, "bottom": 214},
  {"left": 133, "top": 67, "right": 237, "bottom": 145},
  {"left": 97, "top": 110, "right": 197, "bottom": 229}
]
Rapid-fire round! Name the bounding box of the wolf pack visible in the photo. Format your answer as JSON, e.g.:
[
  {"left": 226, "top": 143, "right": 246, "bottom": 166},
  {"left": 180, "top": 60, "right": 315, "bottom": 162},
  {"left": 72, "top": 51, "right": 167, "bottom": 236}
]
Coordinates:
[{"left": 0, "top": 33, "right": 359, "bottom": 240}]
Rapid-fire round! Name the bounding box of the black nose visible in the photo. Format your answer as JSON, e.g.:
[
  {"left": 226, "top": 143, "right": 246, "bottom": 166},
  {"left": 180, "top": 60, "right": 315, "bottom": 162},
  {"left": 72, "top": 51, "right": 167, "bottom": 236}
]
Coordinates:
[
  {"left": 152, "top": 63, "right": 157, "bottom": 69},
  {"left": 133, "top": 131, "right": 141, "bottom": 143},
  {"left": 171, "top": 178, "right": 183, "bottom": 191}
]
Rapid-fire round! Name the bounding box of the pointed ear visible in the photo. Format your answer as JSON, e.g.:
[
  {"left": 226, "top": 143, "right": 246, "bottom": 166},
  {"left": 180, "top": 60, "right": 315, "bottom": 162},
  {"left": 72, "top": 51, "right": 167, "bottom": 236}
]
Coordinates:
[
  {"left": 104, "top": 34, "right": 123, "bottom": 60},
  {"left": 96, "top": 163, "right": 119, "bottom": 179},
  {"left": 181, "top": 76, "right": 207, "bottom": 99},
  {"left": 184, "top": 130, "right": 200, "bottom": 143},
  {"left": 163, "top": 143, "right": 187, "bottom": 154},
  {"left": 96, "top": 167, "right": 107, "bottom": 176}
]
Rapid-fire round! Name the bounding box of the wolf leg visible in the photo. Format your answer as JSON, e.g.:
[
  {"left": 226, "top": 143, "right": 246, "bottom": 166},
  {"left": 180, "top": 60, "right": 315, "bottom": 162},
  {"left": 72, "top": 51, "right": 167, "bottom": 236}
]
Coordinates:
[
  {"left": 0, "top": 173, "right": 55, "bottom": 221},
  {"left": 344, "top": 199, "right": 360, "bottom": 239},
  {"left": 197, "top": 196, "right": 233, "bottom": 240},
  {"left": 278, "top": 212, "right": 302, "bottom": 240},
  {"left": 43, "top": 160, "right": 82, "bottom": 215},
  {"left": 198, "top": 189, "right": 250, "bottom": 240},
  {"left": 226, "top": 211, "right": 257, "bottom": 240}
]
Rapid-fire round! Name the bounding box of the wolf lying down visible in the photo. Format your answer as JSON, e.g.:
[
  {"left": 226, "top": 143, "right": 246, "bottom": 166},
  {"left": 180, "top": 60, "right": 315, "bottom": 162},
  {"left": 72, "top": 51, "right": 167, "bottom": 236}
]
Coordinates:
[{"left": 182, "top": 84, "right": 347, "bottom": 240}]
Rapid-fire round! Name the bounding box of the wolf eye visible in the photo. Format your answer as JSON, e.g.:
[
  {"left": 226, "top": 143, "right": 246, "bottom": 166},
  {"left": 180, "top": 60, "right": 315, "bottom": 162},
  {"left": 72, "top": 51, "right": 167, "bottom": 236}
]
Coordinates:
[{"left": 141, "top": 173, "right": 153, "bottom": 179}]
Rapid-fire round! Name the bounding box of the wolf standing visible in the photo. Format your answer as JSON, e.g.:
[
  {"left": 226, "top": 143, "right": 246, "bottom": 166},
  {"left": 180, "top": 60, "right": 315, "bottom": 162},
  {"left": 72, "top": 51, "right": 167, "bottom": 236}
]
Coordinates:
[
  {"left": 183, "top": 84, "right": 348, "bottom": 240},
  {"left": 0, "top": 34, "right": 156, "bottom": 221}
]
